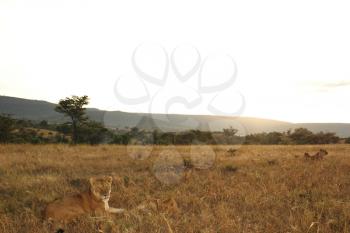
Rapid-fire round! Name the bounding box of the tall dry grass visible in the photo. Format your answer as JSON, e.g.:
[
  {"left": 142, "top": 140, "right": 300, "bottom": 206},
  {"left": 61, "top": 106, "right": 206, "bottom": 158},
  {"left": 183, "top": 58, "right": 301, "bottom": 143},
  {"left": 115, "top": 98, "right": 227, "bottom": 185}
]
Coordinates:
[{"left": 0, "top": 144, "right": 349, "bottom": 233}]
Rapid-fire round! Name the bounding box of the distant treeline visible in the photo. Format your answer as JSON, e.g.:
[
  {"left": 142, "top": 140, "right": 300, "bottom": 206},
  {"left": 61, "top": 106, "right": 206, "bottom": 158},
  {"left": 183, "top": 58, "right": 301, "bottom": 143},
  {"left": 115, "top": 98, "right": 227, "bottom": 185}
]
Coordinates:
[
  {"left": 0, "top": 114, "right": 347, "bottom": 145},
  {"left": 0, "top": 95, "right": 348, "bottom": 145},
  {"left": 111, "top": 126, "right": 343, "bottom": 145},
  {"left": 0, "top": 114, "right": 111, "bottom": 144}
]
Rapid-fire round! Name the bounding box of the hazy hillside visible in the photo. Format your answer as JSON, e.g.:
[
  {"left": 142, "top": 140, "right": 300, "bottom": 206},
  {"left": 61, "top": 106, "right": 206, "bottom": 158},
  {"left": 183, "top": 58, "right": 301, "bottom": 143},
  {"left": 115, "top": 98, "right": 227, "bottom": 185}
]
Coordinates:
[{"left": 1, "top": 95, "right": 350, "bottom": 137}]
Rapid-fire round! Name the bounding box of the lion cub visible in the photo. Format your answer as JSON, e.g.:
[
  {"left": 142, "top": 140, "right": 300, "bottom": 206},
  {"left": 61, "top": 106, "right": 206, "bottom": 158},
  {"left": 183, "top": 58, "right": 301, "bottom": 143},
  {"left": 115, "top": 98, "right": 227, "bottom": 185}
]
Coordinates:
[{"left": 45, "top": 176, "right": 124, "bottom": 233}]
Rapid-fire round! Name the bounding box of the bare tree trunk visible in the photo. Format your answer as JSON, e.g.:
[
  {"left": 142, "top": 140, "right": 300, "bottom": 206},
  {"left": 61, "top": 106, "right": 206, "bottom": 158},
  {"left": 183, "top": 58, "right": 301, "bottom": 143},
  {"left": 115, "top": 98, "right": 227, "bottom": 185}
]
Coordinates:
[{"left": 72, "top": 119, "right": 77, "bottom": 144}]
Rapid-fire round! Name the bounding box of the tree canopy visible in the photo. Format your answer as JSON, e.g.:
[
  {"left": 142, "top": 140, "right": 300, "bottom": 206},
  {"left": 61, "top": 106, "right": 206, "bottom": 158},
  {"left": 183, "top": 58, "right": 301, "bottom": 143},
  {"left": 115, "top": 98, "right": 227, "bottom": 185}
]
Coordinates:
[{"left": 55, "top": 95, "right": 89, "bottom": 144}]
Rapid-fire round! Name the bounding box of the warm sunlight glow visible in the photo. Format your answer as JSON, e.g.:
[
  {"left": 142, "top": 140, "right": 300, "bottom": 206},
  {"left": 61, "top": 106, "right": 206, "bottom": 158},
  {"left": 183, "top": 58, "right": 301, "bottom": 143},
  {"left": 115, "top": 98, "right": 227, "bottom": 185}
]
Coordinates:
[{"left": 1, "top": 0, "right": 350, "bottom": 123}]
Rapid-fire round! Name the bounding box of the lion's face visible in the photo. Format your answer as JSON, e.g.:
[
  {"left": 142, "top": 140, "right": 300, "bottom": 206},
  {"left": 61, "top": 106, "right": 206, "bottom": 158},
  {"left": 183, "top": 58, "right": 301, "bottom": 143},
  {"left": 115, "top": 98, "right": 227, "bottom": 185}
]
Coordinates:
[{"left": 89, "top": 176, "right": 112, "bottom": 201}]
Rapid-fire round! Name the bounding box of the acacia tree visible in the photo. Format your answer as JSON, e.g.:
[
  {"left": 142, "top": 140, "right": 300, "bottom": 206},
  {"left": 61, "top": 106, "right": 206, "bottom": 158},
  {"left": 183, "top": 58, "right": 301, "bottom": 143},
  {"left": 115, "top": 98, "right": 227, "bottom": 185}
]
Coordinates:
[
  {"left": 55, "top": 95, "right": 89, "bottom": 144},
  {"left": 223, "top": 126, "right": 238, "bottom": 144}
]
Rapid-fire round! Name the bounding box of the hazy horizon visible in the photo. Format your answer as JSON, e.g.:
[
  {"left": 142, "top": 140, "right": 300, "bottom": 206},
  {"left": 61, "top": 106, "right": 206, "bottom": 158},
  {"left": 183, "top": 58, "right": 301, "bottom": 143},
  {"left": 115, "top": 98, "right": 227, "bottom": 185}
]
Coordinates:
[{"left": 2, "top": 94, "right": 350, "bottom": 125}]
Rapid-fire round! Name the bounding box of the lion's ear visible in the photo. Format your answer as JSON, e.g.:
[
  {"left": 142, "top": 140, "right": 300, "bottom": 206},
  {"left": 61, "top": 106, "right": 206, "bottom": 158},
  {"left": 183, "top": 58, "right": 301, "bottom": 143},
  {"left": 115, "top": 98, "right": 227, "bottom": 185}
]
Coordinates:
[
  {"left": 89, "top": 177, "right": 96, "bottom": 186},
  {"left": 106, "top": 176, "right": 113, "bottom": 183}
]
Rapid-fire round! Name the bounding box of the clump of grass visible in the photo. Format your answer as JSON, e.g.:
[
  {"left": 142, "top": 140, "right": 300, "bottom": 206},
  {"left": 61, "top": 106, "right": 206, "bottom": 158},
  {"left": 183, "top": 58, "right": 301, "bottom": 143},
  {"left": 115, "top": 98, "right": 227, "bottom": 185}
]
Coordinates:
[
  {"left": 227, "top": 148, "right": 237, "bottom": 156},
  {"left": 123, "top": 176, "right": 130, "bottom": 187},
  {"left": 183, "top": 158, "right": 194, "bottom": 169},
  {"left": 267, "top": 159, "right": 278, "bottom": 165},
  {"left": 69, "top": 178, "right": 85, "bottom": 188},
  {"left": 223, "top": 164, "right": 238, "bottom": 173}
]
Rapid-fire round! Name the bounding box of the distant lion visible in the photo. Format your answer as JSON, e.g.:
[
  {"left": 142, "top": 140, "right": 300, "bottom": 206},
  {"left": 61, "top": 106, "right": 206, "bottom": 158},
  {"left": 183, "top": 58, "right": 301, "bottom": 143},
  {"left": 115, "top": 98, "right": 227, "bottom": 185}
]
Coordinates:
[
  {"left": 304, "top": 149, "right": 328, "bottom": 160},
  {"left": 44, "top": 176, "right": 124, "bottom": 233}
]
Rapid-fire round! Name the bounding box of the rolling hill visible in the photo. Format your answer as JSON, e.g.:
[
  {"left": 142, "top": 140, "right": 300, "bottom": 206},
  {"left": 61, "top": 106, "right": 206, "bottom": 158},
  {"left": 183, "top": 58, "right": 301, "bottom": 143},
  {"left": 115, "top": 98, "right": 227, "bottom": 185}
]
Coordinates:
[{"left": 1, "top": 95, "right": 350, "bottom": 137}]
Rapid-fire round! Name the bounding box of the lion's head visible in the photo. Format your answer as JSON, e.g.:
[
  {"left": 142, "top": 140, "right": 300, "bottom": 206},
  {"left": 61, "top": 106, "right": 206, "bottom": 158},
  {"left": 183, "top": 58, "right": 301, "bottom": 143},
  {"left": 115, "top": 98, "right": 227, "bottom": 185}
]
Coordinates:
[
  {"left": 89, "top": 176, "right": 113, "bottom": 201},
  {"left": 319, "top": 149, "right": 328, "bottom": 156}
]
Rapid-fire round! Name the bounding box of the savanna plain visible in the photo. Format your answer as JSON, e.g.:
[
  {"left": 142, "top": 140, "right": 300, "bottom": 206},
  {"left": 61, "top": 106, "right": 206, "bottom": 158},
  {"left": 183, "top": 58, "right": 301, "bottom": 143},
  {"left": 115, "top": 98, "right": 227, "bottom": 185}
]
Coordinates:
[{"left": 0, "top": 144, "right": 350, "bottom": 233}]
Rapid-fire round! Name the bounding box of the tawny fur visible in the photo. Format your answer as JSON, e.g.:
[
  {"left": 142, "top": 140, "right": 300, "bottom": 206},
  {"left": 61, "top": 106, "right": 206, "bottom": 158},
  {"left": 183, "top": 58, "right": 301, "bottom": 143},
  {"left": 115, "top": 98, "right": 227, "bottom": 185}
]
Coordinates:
[
  {"left": 304, "top": 149, "right": 328, "bottom": 160},
  {"left": 44, "top": 176, "right": 124, "bottom": 232}
]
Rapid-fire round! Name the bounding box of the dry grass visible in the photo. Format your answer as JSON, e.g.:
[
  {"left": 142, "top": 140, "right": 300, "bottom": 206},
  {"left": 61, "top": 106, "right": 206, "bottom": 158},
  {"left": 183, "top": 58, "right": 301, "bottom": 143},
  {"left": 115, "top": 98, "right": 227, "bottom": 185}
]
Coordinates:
[{"left": 0, "top": 144, "right": 350, "bottom": 233}]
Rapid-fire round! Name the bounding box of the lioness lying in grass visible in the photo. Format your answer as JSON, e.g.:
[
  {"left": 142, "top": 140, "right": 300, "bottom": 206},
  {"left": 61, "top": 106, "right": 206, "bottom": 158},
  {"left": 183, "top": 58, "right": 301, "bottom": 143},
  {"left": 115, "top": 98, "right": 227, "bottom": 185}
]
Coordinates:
[
  {"left": 304, "top": 149, "right": 328, "bottom": 160},
  {"left": 44, "top": 176, "right": 124, "bottom": 233}
]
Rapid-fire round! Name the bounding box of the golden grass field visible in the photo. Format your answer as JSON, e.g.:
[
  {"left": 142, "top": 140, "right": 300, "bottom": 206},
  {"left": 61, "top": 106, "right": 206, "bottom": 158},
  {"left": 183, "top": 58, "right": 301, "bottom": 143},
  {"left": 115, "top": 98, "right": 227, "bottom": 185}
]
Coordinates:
[{"left": 0, "top": 144, "right": 350, "bottom": 233}]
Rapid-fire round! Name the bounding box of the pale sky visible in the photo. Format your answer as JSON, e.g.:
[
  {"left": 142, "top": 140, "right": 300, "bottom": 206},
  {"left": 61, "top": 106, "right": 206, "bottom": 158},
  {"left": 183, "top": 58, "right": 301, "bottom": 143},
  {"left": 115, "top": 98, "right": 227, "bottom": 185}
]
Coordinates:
[{"left": 0, "top": 0, "right": 350, "bottom": 123}]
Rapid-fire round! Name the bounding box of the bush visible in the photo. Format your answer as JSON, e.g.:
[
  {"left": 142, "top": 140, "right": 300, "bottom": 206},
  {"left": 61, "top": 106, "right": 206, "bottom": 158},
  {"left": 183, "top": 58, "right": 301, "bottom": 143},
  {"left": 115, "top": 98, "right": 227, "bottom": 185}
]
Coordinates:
[
  {"left": 0, "top": 115, "right": 15, "bottom": 142},
  {"left": 77, "top": 121, "right": 112, "bottom": 145},
  {"left": 345, "top": 137, "right": 350, "bottom": 144}
]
